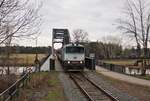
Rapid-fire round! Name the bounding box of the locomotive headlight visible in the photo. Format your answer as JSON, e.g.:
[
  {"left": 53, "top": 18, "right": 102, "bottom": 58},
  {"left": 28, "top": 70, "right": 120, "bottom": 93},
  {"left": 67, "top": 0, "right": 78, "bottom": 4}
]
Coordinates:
[
  {"left": 80, "top": 61, "right": 83, "bottom": 64},
  {"left": 68, "top": 61, "right": 70, "bottom": 64}
]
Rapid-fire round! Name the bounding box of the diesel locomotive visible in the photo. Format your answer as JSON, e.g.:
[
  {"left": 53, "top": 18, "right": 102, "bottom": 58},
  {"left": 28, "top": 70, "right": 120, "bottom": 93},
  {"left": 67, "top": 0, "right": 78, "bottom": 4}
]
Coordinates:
[{"left": 57, "top": 43, "right": 85, "bottom": 71}]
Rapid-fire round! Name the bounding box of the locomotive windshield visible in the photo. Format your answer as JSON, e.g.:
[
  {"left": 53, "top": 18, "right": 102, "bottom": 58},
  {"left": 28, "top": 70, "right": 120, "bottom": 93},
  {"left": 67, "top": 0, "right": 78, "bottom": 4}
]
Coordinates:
[{"left": 66, "top": 47, "right": 84, "bottom": 53}]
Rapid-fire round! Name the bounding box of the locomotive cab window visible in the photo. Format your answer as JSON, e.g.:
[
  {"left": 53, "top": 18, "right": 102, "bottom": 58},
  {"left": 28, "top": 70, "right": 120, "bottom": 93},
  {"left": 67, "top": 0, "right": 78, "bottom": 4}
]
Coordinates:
[{"left": 66, "top": 47, "right": 84, "bottom": 53}]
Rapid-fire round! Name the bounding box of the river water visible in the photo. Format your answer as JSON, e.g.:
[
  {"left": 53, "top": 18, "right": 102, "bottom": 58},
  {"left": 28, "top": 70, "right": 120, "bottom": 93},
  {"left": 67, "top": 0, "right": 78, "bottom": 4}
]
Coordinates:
[
  {"left": 0, "top": 66, "right": 35, "bottom": 75},
  {"left": 125, "top": 67, "right": 150, "bottom": 75}
]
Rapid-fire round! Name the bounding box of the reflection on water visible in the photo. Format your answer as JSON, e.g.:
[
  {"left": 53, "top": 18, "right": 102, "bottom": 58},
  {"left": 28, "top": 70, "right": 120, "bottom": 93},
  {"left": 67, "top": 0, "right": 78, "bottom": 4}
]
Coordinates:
[
  {"left": 0, "top": 66, "right": 35, "bottom": 75},
  {"left": 125, "top": 67, "right": 150, "bottom": 75}
]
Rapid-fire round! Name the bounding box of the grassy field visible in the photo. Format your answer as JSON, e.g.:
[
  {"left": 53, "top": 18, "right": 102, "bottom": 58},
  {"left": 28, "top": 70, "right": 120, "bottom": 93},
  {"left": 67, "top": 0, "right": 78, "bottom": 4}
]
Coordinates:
[
  {"left": 135, "top": 75, "right": 150, "bottom": 81},
  {"left": 19, "top": 72, "right": 66, "bottom": 101},
  {"left": 0, "top": 53, "right": 47, "bottom": 66}
]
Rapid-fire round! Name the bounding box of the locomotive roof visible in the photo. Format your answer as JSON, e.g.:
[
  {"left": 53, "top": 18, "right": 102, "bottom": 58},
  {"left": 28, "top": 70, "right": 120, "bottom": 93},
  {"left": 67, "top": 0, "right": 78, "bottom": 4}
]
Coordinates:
[{"left": 63, "top": 43, "right": 84, "bottom": 47}]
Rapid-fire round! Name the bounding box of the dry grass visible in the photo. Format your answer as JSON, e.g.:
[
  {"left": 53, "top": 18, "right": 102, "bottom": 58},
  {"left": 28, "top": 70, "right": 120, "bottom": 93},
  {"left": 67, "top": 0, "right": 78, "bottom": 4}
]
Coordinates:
[
  {"left": 100, "top": 59, "right": 137, "bottom": 66},
  {"left": 0, "top": 74, "right": 17, "bottom": 93},
  {"left": 0, "top": 54, "right": 47, "bottom": 66},
  {"left": 19, "top": 72, "right": 66, "bottom": 101}
]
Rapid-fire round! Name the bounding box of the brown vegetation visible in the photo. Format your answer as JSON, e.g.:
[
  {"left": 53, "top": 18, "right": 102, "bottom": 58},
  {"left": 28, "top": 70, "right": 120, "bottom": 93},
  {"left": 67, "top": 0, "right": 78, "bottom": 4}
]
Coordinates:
[
  {"left": 0, "top": 54, "right": 47, "bottom": 66},
  {"left": 18, "top": 72, "right": 66, "bottom": 101},
  {"left": 0, "top": 74, "right": 17, "bottom": 93}
]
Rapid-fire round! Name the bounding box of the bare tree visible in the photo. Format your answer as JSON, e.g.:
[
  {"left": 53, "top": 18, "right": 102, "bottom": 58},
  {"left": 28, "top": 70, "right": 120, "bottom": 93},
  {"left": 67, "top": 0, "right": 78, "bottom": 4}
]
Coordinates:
[
  {"left": 72, "top": 29, "right": 89, "bottom": 43},
  {"left": 99, "top": 35, "right": 122, "bottom": 59},
  {"left": 0, "top": 0, "right": 42, "bottom": 75},
  {"left": 0, "top": 0, "right": 42, "bottom": 45},
  {"left": 118, "top": 0, "right": 150, "bottom": 75},
  {"left": 101, "top": 35, "right": 122, "bottom": 45}
]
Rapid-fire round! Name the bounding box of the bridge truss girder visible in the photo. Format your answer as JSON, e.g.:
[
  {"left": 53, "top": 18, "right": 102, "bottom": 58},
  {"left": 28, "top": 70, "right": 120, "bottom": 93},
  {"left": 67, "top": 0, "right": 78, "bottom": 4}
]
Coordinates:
[{"left": 52, "top": 28, "right": 70, "bottom": 56}]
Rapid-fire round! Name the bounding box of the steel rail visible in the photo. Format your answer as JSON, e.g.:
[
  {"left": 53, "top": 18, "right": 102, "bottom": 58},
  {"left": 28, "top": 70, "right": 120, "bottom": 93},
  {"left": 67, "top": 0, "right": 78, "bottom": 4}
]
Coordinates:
[
  {"left": 80, "top": 73, "right": 119, "bottom": 101},
  {"left": 70, "top": 74, "right": 95, "bottom": 101},
  {"left": 70, "top": 72, "right": 119, "bottom": 101}
]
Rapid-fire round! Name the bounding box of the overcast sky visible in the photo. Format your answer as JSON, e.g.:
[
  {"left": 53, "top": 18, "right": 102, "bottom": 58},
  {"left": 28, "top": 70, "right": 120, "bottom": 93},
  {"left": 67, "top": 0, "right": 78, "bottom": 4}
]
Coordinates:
[{"left": 19, "top": 0, "right": 126, "bottom": 46}]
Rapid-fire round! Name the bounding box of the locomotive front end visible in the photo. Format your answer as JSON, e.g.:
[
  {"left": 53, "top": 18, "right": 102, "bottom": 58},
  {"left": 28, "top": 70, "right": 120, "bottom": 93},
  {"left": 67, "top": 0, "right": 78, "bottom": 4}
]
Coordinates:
[{"left": 62, "top": 44, "right": 85, "bottom": 71}]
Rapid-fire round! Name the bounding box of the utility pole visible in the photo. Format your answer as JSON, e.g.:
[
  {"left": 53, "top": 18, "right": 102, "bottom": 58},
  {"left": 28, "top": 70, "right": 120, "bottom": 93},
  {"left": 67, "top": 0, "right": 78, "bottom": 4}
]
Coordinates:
[
  {"left": 35, "top": 38, "right": 38, "bottom": 61},
  {"left": 34, "top": 37, "right": 40, "bottom": 72}
]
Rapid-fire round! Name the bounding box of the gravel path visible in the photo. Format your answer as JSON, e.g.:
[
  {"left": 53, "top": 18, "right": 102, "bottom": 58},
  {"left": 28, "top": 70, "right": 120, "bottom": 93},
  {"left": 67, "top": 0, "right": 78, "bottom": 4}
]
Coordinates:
[
  {"left": 84, "top": 72, "right": 140, "bottom": 101},
  {"left": 59, "top": 73, "right": 87, "bottom": 101},
  {"left": 55, "top": 58, "right": 87, "bottom": 101},
  {"left": 96, "top": 66, "right": 150, "bottom": 87}
]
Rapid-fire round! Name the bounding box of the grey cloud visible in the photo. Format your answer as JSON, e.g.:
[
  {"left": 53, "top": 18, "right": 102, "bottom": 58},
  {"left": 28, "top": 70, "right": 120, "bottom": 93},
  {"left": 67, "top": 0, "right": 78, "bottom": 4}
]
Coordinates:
[{"left": 33, "top": 0, "right": 126, "bottom": 46}]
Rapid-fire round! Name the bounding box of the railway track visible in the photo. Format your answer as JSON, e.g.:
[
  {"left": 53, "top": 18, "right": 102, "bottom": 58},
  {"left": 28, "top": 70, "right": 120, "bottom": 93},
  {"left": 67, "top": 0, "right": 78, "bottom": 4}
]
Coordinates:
[{"left": 69, "top": 72, "right": 119, "bottom": 101}]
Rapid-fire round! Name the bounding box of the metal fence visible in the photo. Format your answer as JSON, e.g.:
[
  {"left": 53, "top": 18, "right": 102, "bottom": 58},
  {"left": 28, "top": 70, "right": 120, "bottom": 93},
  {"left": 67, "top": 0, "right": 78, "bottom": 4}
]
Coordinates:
[
  {"left": 98, "top": 61, "right": 150, "bottom": 75},
  {"left": 0, "top": 72, "right": 30, "bottom": 101},
  {"left": 98, "top": 61, "right": 126, "bottom": 74}
]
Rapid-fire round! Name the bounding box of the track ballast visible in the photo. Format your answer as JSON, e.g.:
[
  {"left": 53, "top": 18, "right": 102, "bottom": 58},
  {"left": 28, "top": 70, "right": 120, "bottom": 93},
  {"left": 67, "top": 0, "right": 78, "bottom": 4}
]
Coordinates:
[{"left": 69, "top": 72, "right": 119, "bottom": 101}]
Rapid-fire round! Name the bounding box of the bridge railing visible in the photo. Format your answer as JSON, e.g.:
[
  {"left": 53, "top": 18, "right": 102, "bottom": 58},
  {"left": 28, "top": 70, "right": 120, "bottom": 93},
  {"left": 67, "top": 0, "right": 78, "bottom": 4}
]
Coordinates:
[
  {"left": 98, "top": 61, "right": 126, "bottom": 74},
  {"left": 0, "top": 72, "right": 30, "bottom": 101},
  {"left": 39, "top": 54, "right": 51, "bottom": 68}
]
